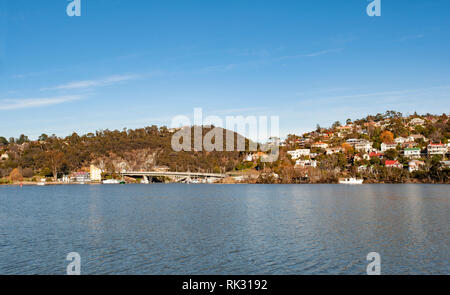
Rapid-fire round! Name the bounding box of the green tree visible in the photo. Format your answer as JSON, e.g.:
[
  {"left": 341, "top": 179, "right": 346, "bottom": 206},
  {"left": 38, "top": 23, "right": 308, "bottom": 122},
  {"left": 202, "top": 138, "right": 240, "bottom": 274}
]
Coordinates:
[
  {"left": 384, "top": 149, "right": 399, "bottom": 160},
  {"left": 16, "top": 134, "right": 30, "bottom": 145},
  {"left": 332, "top": 121, "right": 341, "bottom": 129}
]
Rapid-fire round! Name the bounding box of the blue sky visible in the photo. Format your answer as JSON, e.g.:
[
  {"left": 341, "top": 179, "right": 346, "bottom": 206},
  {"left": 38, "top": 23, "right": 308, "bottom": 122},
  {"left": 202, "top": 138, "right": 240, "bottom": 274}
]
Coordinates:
[{"left": 0, "top": 0, "right": 449, "bottom": 139}]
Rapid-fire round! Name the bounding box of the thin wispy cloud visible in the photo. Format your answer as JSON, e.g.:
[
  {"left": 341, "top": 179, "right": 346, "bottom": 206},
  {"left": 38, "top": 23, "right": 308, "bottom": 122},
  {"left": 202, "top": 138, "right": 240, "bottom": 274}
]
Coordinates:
[
  {"left": 12, "top": 70, "right": 50, "bottom": 79},
  {"left": 299, "top": 85, "right": 450, "bottom": 105},
  {"left": 0, "top": 95, "right": 84, "bottom": 110},
  {"left": 397, "top": 34, "right": 425, "bottom": 42},
  {"left": 329, "top": 34, "right": 357, "bottom": 45},
  {"left": 40, "top": 74, "right": 139, "bottom": 91},
  {"left": 200, "top": 64, "right": 237, "bottom": 72},
  {"left": 295, "top": 87, "right": 357, "bottom": 97},
  {"left": 304, "top": 48, "right": 343, "bottom": 57},
  {"left": 198, "top": 47, "right": 342, "bottom": 73},
  {"left": 276, "top": 48, "right": 343, "bottom": 61}
]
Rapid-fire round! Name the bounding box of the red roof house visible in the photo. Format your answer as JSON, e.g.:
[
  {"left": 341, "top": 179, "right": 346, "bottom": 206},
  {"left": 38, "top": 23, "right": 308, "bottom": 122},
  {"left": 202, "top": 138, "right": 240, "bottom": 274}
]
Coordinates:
[{"left": 385, "top": 160, "right": 403, "bottom": 168}]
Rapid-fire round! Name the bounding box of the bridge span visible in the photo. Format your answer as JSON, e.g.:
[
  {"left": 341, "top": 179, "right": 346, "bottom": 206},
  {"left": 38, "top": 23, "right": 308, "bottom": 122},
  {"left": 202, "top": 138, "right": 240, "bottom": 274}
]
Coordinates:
[{"left": 121, "top": 171, "right": 227, "bottom": 182}]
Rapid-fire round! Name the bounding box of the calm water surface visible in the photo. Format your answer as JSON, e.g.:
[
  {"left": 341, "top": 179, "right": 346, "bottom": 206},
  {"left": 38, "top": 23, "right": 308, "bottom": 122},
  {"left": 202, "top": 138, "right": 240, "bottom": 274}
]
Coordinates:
[{"left": 0, "top": 184, "right": 448, "bottom": 274}]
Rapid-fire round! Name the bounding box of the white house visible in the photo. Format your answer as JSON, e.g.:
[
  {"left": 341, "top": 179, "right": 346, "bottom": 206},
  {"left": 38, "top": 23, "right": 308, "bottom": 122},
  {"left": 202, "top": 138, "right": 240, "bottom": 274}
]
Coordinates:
[
  {"left": 408, "top": 160, "right": 425, "bottom": 173},
  {"left": 427, "top": 143, "right": 447, "bottom": 155},
  {"left": 295, "top": 159, "right": 317, "bottom": 168},
  {"left": 0, "top": 153, "right": 8, "bottom": 160},
  {"left": 287, "top": 149, "right": 310, "bottom": 160},
  {"left": 326, "top": 147, "right": 342, "bottom": 155},
  {"left": 346, "top": 138, "right": 360, "bottom": 145},
  {"left": 354, "top": 141, "right": 373, "bottom": 153},
  {"left": 409, "top": 118, "right": 425, "bottom": 126},
  {"left": 381, "top": 143, "right": 397, "bottom": 152},
  {"left": 395, "top": 137, "right": 407, "bottom": 144},
  {"left": 407, "top": 134, "right": 428, "bottom": 142},
  {"left": 311, "top": 142, "right": 329, "bottom": 149},
  {"left": 403, "top": 148, "right": 421, "bottom": 159}
]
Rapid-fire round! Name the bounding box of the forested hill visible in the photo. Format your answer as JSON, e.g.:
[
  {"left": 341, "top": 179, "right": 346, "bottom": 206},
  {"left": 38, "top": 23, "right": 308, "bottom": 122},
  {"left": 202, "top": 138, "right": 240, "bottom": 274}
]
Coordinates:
[{"left": 0, "top": 126, "right": 251, "bottom": 179}]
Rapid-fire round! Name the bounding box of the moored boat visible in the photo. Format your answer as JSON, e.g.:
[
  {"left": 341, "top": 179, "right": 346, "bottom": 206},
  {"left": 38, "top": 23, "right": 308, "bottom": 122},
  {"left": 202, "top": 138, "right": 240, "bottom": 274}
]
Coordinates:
[
  {"left": 339, "top": 178, "right": 364, "bottom": 184},
  {"left": 102, "top": 179, "right": 120, "bottom": 184}
]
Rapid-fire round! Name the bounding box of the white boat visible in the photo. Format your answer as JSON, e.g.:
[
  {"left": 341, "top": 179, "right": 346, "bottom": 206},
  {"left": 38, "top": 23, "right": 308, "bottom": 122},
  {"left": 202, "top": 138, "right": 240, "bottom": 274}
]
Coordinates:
[
  {"left": 339, "top": 178, "right": 364, "bottom": 184},
  {"left": 102, "top": 179, "right": 120, "bottom": 184},
  {"left": 37, "top": 182, "right": 46, "bottom": 186}
]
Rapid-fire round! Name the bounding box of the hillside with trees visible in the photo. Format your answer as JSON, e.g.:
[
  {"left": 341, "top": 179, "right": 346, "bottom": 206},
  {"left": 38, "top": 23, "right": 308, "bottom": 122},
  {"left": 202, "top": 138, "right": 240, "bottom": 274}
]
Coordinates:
[
  {"left": 0, "top": 111, "right": 449, "bottom": 184},
  {"left": 0, "top": 126, "right": 251, "bottom": 181}
]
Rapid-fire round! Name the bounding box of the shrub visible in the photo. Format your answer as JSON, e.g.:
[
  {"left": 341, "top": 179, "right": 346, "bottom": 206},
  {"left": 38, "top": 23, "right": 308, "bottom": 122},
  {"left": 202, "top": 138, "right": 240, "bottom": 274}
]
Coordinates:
[
  {"left": 22, "top": 168, "right": 34, "bottom": 178},
  {"left": 9, "top": 168, "right": 23, "bottom": 182}
]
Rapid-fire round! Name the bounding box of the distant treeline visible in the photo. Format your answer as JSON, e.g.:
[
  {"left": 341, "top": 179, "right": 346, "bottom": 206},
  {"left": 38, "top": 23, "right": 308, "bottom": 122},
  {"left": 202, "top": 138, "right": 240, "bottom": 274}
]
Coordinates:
[{"left": 0, "top": 126, "right": 251, "bottom": 179}]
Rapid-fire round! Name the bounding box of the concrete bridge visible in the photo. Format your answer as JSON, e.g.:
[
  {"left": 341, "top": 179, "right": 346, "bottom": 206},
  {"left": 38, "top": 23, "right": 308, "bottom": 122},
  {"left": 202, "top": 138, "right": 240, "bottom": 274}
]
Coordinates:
[{"left": 121, "top": 171, "right": 227, "bottom": 183}]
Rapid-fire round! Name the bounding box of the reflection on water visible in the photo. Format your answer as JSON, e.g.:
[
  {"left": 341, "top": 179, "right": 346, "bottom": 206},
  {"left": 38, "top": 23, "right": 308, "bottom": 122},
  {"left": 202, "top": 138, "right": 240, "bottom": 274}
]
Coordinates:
[{"left": 0, "top": 184, "right": 448, "bottom": 274}]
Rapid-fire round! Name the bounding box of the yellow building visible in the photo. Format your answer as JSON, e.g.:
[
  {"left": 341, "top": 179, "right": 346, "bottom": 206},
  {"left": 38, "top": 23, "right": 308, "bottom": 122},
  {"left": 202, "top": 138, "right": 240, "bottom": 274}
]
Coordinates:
[{"left": 90, "top": 165, "right": 102, "bottom": 182}]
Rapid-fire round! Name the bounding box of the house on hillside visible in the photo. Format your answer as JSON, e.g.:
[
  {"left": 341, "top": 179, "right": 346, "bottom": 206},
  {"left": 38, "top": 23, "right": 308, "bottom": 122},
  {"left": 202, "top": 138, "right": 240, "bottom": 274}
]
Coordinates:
[
  {"left": 346, "top": 138, "right": 360, "bottom": 145},
  {"left": 354, "top": 141, "right": 373, "bottom": 153},
  {"left": 395, "top": 137, "right": 407, "bottom": 144},
  {"left": 364, "top": 121, "right": 380, "bottom": 128},
  {"left": 409, "top": 118, "right": 425, "bottom": 126},
  {"left": 427, "top": 143, "right": 447, "bottom": 155},
  {"left": 70, "top": 172, "right": 90, "bottom": 182},
  {"left": 287, "top": 149, "right": 310, "bottom": 160},
  {"left": 408, "top": 160, "right": 425, "bottom": 173},
  {"left": 403, "top": 148, "right": 421, "bottom": 159},
  {"left": 326, "top": 147, "right": 343, "bottom": 155},
  {"left": 402, "top": 141, "right": 418, "bottom": 149},
  {"left": 385, "top": 160, "right": 403, "bottom": 169},
  {"left": 311, "top": 142, "right": 329, "bottom": 149},
  {"left": 381, "top": 143, "right": 398, "bottom": 152},
  {"left": 407, "top": 134, "right": 428, "bottom": 142},
  {"left": 337, "top": 125, "right": 353, "bottom": 132},
  {"left": 295, "top": 159, "right": 317, "bottom": 168}
]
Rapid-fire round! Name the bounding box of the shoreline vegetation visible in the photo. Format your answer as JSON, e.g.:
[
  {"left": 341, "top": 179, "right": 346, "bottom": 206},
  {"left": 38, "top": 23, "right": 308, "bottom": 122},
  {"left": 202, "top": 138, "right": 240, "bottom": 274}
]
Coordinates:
[
  {"left": 1, "top": 110, "right": 449, "bottom": 185},
  {"left": 1, "top": 180, "right": 449, "bottom": 186}
]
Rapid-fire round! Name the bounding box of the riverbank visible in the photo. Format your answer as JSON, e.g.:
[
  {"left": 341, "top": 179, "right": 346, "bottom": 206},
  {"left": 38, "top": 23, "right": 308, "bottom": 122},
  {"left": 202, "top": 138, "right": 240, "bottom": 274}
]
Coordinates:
[{"left": 1, "top": 179, "right": 448, "bottom": 186}]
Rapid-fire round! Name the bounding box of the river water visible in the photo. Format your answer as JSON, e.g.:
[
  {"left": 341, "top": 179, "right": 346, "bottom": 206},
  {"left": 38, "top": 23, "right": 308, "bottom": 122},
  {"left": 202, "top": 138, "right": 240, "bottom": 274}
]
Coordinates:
[{"left": 0, "top": 184, "right": 448, "bottom": 274}]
